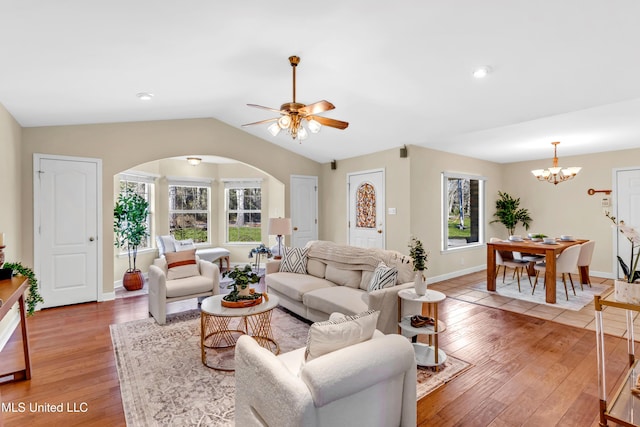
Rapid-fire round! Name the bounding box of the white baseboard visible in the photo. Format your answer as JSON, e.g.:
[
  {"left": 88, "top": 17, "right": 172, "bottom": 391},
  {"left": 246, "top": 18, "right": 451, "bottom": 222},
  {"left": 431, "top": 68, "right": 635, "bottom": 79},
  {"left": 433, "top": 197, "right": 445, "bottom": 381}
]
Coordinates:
[
  {"left": 428, "top": 265, "right": 486, "bottom": 284},
  {"left": 428, "top": 265, "right": 615, "bottom": 285}
]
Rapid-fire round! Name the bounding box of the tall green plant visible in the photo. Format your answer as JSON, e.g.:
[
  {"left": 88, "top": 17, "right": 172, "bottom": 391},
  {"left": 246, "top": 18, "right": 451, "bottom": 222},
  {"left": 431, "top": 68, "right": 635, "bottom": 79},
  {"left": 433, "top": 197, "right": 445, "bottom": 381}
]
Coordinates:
[
  {"left": 490, "top": 191, "right": 532, "bottom": 236},
  {"left": 114, "top": 191, "right": 149, "bottom": 272},
  {"left": 3, "top": 262, "right": 43, "bottom": 316}
]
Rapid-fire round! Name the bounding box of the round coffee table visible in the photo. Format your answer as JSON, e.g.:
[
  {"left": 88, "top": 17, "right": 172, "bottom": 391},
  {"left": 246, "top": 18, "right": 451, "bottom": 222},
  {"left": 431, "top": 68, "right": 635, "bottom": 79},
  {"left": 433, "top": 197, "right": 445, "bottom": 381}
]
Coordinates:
[{"left": 200, "top": 293, "right": 280, "bottom": 371}]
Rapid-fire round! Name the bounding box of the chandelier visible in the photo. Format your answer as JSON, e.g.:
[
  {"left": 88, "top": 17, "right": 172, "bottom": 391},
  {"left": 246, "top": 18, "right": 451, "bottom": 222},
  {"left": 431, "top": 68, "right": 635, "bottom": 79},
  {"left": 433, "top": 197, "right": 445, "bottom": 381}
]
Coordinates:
[{"left": 531, "top": 141, "right": 581, "bottom": 185}]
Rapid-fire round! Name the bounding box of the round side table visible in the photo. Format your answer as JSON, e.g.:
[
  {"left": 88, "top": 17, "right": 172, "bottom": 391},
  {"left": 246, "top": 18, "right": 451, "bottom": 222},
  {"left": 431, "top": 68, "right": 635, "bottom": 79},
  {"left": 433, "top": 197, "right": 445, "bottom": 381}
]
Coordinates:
[{"left": 397, "top": 288, "right": 447, "bottom": 367}]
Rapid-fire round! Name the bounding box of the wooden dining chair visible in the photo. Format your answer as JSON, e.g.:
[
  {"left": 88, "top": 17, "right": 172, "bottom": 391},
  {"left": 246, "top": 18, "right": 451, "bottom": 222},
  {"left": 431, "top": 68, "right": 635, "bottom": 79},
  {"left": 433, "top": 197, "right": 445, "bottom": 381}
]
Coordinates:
[
  {"left": 490, "top": 237, "right": 531, "bottom": 292},
  {"left": 577, "top": 241, "right": 596, "bottom": 289},
  {"left": 532, "top": 244, "right": 581, "bottom": 300}
]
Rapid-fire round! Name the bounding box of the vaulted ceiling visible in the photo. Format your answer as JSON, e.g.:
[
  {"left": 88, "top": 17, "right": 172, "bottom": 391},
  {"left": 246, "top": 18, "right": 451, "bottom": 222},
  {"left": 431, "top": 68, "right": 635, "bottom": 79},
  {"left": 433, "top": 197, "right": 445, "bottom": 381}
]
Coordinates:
[{"left": 2, "top": 1, "right": 639, "bottom": 164}]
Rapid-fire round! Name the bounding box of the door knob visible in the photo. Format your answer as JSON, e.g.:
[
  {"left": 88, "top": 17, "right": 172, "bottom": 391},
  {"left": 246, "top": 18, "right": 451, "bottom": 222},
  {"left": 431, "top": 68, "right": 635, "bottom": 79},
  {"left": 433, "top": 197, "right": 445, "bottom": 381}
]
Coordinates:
[
  {"left": 89, "top": 237, "right": 95, "bottom": 242},
  {"left": 377, "top": 229, "right": 382, "bottom": 234},
  {"left": 293, "top": 227, "right": 298, "bottom": 231}
]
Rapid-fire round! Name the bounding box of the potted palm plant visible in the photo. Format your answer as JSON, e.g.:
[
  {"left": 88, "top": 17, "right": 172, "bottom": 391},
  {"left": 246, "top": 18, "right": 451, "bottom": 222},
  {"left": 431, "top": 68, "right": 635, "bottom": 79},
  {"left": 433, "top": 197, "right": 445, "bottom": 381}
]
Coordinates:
[
  {"left": 114, "top": 191, "right": 149, "bottom": 291},
  {"left": 490, "top": 191, "right": 532, "bottom": 236}
]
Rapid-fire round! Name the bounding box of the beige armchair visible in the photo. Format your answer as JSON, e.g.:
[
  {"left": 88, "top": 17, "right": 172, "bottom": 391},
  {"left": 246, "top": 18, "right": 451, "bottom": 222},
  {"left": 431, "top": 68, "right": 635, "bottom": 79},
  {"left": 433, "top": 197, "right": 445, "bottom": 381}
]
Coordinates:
[
  {"left": 235, "top": 332, "right": 417, "bottom": 426},
  {"left": 148, "top": 256, "right": 219, "bottom": 324}
]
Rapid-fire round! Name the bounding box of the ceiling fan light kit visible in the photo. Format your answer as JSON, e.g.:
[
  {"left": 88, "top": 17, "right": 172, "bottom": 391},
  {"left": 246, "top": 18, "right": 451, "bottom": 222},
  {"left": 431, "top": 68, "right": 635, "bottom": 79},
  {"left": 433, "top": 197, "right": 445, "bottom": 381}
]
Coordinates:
[
  {"left": 531, "top": 141, "right": 581, "bottom": 185},
  {"left": 242, "top": 55, "right": 348, "bottom": 142}
]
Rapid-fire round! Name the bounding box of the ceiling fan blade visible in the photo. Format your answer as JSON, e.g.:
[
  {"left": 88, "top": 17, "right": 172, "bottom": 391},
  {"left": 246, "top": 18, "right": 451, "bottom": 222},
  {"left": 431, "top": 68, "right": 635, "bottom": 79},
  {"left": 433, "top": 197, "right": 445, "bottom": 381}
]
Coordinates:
[
  {"left": 309, "top": 115, "right": 349, "bottom": 130},
  {"left": 299, "top": 100, "right": 335, "bottom": 116},
  {"left": 241, "top": 117, "right": 279, "bottom": 127},
  {"left": 247, "top": 104, "right": 285, "bottom": 114}
]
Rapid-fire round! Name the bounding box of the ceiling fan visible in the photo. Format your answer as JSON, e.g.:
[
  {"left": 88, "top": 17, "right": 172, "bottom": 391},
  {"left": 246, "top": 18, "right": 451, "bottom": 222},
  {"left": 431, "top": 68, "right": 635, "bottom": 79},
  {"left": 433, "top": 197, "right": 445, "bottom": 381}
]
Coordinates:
[{"left": 242, "top": 55, "right": 349, "bottom": 142}]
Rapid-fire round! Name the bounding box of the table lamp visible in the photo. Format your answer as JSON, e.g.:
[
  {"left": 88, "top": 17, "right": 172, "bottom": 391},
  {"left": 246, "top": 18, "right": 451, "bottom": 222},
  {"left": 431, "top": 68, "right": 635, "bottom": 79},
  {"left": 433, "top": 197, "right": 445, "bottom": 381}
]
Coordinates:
[{"left": 268, "top": 218, "right": 292, "bottom": 259}]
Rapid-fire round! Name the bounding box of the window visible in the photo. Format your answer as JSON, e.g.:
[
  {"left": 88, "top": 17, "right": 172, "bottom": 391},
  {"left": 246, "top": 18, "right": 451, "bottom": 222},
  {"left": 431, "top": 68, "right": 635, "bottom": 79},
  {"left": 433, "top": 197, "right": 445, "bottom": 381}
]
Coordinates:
[
  {"left": 118, "top": 173, "right": 154, "bottom": 249},
  {"left": 225, "top": 180, "right": 262, "bottom": 243},
  {"left": 168, "top": 180, "right": 210, "bottom": 243},
  {"left": 442, "top": 172, "right": 486, "bottom": 251}
]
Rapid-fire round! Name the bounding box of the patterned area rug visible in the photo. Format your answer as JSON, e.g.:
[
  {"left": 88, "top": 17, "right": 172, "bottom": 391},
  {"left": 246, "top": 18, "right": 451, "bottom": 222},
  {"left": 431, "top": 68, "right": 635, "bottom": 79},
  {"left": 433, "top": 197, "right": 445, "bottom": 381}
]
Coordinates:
[
  {"left": 111, "top": 308, "right": 471, "bottom": 426},
  {"left": 471, "top": 280, "right": 612, "bottom": 311}
]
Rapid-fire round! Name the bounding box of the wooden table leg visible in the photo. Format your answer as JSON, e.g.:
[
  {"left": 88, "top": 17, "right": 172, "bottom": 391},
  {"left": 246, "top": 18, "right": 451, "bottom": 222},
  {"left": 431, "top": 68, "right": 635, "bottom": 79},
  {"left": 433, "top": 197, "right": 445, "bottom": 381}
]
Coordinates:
[
  {"left": 544, "top": 249, "right": 557, "bottom": 304},
  {"left": 487, "top": 247, "right": 497, "bottom": 291},
  {"left": 18, "top": 294, "right": 31, "bottom": 380}
]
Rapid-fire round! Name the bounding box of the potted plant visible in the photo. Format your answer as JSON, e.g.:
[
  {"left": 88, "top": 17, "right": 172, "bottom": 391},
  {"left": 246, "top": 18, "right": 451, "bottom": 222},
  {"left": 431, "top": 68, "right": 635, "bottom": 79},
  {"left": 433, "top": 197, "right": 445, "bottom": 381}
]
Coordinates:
[
  {"left": 223, "top": 264, "right": 262, "bottom": 304},
  {"left": 409, "top": 237, "right": 428, "bottom": 296},
  {"left": 114, "top": 191, "right": 149, "bottom": 291},
  {"left": 606, "top": 212, "right": 640, "bottom": 304},
  {"left": 491, "top": 191, "right": 532, "bottom": 236},
  {"left": 2, "top": 262, "right": 44, "bottom": 315}
]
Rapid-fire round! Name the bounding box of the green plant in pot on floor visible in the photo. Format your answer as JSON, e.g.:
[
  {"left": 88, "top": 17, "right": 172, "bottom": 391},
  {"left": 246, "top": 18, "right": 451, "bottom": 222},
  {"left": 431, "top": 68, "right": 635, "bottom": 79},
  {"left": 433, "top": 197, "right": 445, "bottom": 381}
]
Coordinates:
[
  {"left": 114, "top": 191, "right": 149, "bottom": 291},
  {"left": 223, "top": 264, "right": 262, "bottom": 302}
]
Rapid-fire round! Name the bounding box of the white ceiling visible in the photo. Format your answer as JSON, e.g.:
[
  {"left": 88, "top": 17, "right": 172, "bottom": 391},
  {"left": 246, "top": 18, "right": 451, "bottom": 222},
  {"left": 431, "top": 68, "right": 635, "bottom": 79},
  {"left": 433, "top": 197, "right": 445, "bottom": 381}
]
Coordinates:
[{"left": 2, "top": 1, "right": 640, "bottom": 164}]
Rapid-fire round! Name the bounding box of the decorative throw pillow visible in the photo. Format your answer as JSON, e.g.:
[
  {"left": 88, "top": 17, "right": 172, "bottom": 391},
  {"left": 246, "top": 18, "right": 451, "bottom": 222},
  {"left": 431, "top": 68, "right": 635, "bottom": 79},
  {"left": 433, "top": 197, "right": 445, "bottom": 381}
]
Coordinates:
[
  {"left": 304, "top": 309, "right": 380, "bottom": 361},
  {"left": 156, "top": 235, "right": 176, "bottom": 256},
  {"left": 175, "top": 238, "right": 196, "bottom": 251},
  {"left": 165, "top": 249, "right": 199, "bottom": 280},
  {"left": 368, "top": 261, "right": 398, "bottom": 292},
  {"left": 279, "top": 247, "right": 308, "bottom": 274}
]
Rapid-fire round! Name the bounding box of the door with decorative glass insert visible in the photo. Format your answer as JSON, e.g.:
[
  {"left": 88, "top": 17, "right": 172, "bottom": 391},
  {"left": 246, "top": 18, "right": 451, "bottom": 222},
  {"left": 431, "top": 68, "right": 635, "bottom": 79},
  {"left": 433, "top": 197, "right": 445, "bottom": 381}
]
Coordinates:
[{"left": 348, "top": 169, "right": 385, "bottom": 248}]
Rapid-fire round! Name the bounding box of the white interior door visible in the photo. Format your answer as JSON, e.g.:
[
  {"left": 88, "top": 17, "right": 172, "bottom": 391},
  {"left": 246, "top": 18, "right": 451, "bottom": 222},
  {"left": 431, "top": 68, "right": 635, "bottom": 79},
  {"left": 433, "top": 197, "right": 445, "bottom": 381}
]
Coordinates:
[
  {"left": 348, "top": 169, "right": 385, "bottom": 248},
  {"left": 290, "top": 175, "right": 318, "bottom": 248},
  {"left": 616, "top": 168, "right": 640, "bottom": 278},
  {"left": 35, "top": 155, "right": 101, "bottom": 308}
]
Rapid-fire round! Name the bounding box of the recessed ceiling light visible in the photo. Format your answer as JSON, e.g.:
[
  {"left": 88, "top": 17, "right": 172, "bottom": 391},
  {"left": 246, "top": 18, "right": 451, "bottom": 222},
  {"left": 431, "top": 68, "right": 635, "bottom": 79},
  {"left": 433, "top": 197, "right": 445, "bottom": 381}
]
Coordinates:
[
  {"left": 472, "top": 66, "right": 492, "bottom": 79},
  {"left": 136, "top": 92, "right": 154, "bottom": 100}
]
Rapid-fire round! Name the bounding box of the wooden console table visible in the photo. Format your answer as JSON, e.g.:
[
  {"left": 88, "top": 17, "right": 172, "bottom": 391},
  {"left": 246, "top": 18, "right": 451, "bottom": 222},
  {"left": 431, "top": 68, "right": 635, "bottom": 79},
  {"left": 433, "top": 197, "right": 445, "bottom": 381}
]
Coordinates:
[{"left": 0, "top": 276, "right": 32, "bottom": 383}]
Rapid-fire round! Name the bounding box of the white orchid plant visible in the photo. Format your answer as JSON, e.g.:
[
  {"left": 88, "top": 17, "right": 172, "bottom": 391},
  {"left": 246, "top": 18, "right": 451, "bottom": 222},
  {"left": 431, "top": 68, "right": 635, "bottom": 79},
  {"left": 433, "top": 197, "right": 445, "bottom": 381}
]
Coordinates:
[{"left": 606, "top": 211, "right": 640, "bottom": 283}]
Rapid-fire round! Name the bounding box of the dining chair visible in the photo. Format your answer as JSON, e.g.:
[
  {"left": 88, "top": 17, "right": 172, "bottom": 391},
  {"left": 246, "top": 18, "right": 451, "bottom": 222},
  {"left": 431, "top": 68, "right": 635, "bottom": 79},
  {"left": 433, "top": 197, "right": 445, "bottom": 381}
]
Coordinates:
[
  {"left": 577, "top": 241, "right": 596, "bottom": 289},
  {"left": 532, "top": 244, "right": 581, "bottom": 300},
  {"left": 490, "top": 237, "right": 531, "bottom": 292}
]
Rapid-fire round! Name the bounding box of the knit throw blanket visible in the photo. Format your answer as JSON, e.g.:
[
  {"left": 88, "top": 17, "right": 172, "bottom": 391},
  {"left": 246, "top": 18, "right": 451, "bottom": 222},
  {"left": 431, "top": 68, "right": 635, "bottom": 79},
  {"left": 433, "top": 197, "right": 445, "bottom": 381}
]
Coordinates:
[{"left": 307, "top": 241, "right": 415, "bottom": 284}]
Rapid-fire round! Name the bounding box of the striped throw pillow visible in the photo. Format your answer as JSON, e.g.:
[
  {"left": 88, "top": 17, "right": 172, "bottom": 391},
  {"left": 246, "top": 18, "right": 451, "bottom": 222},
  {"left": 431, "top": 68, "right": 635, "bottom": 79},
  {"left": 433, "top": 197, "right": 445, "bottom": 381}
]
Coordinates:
[
  {"left": 165, "top": 249, "right": 199, "bottom": 280},
  {"left": 279, "top": 247, "right": 308, "bottom": 274},
  {"left": 368, "top": 262, "right": 398, "bottom": 291}
]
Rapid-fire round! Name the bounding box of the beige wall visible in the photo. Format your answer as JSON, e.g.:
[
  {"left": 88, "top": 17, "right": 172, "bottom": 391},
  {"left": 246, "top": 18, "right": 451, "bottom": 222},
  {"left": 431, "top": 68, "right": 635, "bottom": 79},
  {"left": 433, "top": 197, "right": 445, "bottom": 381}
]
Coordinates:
[
  {"left": 0, "top": 103, "right": 22, "bottom": 334},
  {"left": 502, "top": 148, "right": 640, "bottom": 276},
  {"left": 22, "top": 118, "right": 321, "bottom": 295},
  {"left": 319, "top": 145, "right": 504, "bottom": 280}
]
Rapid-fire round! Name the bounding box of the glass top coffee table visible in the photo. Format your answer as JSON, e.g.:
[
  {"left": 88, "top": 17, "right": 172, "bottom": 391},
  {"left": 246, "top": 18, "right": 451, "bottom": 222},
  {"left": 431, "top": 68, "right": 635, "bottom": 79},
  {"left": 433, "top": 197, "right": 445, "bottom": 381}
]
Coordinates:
[{"left": 200, "top": 293, "right": 280, "bottom": 371}]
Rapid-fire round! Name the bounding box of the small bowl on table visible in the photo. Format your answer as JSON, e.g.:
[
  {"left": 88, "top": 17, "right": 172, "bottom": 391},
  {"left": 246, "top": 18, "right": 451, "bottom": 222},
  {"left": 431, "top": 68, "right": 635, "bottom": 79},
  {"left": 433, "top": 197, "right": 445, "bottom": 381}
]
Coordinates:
[
  {"left": 543, "top": 237, "right": 556, "bottom": 244},
  {"left": 560, "top": 235, "right": 574, "bottom": 241}
]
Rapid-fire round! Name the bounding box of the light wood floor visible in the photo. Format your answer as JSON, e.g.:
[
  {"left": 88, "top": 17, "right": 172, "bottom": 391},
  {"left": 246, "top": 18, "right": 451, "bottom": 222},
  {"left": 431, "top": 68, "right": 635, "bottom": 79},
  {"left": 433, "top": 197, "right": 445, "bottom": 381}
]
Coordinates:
[{"left": 0, "top": 271, "right": 634, "bottom": 426}]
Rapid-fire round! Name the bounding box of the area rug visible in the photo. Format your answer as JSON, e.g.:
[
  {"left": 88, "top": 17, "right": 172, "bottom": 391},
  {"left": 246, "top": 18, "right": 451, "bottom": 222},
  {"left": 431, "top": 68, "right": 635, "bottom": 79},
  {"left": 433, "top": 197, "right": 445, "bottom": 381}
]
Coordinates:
[
  {"left": 470, "top": 279, "right": 612, "bottom": 311},
  {"left": 111, "top": 308, "right": 471, "bottom": 426}
]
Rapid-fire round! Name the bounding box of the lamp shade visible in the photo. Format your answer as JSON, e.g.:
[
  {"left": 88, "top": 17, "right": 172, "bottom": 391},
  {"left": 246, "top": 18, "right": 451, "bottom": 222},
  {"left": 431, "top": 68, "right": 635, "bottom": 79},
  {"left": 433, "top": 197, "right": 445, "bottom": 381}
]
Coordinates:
[{"left": 268, "top": 217, "right": 292, "bottom": 236}]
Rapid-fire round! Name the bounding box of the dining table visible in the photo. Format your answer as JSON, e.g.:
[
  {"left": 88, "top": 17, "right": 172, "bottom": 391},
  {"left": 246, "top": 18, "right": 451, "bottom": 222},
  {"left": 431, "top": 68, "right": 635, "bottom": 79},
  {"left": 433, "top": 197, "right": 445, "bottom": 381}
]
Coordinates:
[{"left": 486, "top": 238, "right": 589, "bottom": 304}]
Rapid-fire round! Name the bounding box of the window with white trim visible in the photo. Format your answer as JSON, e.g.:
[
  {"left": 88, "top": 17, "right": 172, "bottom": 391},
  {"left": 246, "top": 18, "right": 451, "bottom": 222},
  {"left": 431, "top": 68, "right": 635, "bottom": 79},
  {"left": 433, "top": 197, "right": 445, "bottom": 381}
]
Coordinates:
[
  {"left": 168, "top": 179, "right": 211, "bottom": 244},
  {"left": 442, "top": 172, "right": 486, "bottom": 251},
  {"left": 118, "top": 173, "right": 154, "bottom": 249},
  {"left": 224, "top": 180, "right": 262, "bottom": 243}
]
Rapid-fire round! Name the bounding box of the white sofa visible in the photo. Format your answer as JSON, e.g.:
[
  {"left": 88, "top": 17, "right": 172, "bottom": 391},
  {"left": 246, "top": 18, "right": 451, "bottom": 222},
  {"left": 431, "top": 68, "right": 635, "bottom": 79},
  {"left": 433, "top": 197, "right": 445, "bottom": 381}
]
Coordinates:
[
  {"left": 235, "top": 330, "right": 417, "bottom": 427},
  {"left": 266, "top": 241, "right": 416, "bottom": 334}
]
